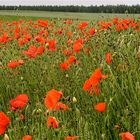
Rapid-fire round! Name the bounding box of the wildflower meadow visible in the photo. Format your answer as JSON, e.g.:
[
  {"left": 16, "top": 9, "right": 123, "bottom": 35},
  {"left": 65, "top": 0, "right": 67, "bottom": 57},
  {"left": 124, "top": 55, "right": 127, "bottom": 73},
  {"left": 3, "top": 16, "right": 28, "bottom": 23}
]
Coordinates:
[{"left": 0, "top": 15, "right": 140, "bottom": 140}]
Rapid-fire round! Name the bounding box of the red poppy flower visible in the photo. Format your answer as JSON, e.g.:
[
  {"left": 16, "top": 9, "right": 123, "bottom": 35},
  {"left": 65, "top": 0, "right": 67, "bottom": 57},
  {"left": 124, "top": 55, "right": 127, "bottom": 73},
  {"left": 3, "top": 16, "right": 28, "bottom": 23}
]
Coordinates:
[
  {"left": 8, "top": 58, "right": 25, "bottom": 69},
  {"left": 44, "top": 89, "right": 69, "bottom": 111},
  {"left": 66, "top": 31, "right": 72, "bottom": 38},
  {"left": 95, "top": 102, "right": 106, "bottom": 113},
  {"left": 93, "top": 85, "right": 100, "bottom": 95},
  {"left": 22, "top": 135, "right": 32, "bottom": 140},
  {"left": 47, "top": 116, "right": 59, "bottom": 129},
  {"left": 35, "top": 46, "right": 45, "bottom": 56},
  {"left": 44, "top": 89, "right": 62, "bottom": 111},
  {"left": 0, "top": 112, "right": 10, "bottom": 135},
  {"left": 57, "top": 28, "right": 63, "bottom": 35},
  {"left": 105, "top": 53, "right": 111, "bottom": 65},
  {"left": 84, "top": 83, "right": 99, "bottom": 95},
  {"left": 119, "top": 132, "right": 135, "bottom": 140},
  {"left": 88, "top": 28, "right": 96, "bottom": 35},
  {"left": 23, "top": 45, "right": 45, "bottom": 58},
  {"left": 18, "top": 39, "right": 24, "bottom": 46},
  {"left": 34, "top": 35, "right": 42, "bottom": 43},
  {"left": 8, "top": 61, "right": 20, "bottom": 69},
  {"left": 77, "top": 21, "right": 88, "bottom": 30},
  {"left": 0, "top": 33, "right": 8, "bottom": 43},
  {"left": 83, "top": 68, "right": 108, "bottom": 94},
  {"left": 63, "top": 50, "right": 71, "bottom": 56},
  {"left": 67, "top": 56, "right": 76, "bottom": 63},
  {"left": 14, "top": 31, "right": 19, "bottom": 39},
  {"left": 37, "top": 19, "right": 48, "bottom": 27},
  {"left": 130, "top": 22, "right": 137, "bottom": 28},
  {"left": 58, "top": 102, "right": 69, "bottom": 110},
  {"left": 72, "top": 38, "right": 83, "bottom": 53},
  {"left": 34, "top": 36, "right": 46, "bottom": 44},
  {"left": 48, "top": 101, "right": 69, "bottom": 111},
  {"left": 74, "top": 38, "right": 83, "bottom": 44},
  {"left": 60, "top": 61, "right": 70, "bottom": 70},
  {"left": 89, "top": 68, "right": 108, "bottom": 86},
  {"left": 112, "top": 17, "right": 119, "bottom": 24},
  {"left": 47, "top": 40, "right": 56, "bottom": 51},
  {"left": 72, "top": 43, "right": 82, "bottom": 53},
  {"left": 83, "top": 79, "right": 92, "bottom": 91},
  {"left": 64, "top": 136, "right": 79, "bottom": 140},
  {"left": 9, "top": 94, "right": 29, "bottom": 110},
  {"left": 67, "top": 39, "right": 72, "bottom": 45},
  {"left": 23, "top": 45, "right": 37, "bottom": 58},
  {"left": 24, "top": 34, "right": 32, "bottom": 41},
  {"left": 115, "top": 25, "right": 121, "bottom": 31}
]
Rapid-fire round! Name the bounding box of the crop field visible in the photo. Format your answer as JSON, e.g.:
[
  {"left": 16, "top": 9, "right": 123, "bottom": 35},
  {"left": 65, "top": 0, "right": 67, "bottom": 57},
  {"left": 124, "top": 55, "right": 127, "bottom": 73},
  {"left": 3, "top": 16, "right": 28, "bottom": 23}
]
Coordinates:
[
  {"left": 0, "top": 12, "right": 140, "bottom": 140},
  {"left": 0, "top": 10, "right": 140, "bottom": 20}
]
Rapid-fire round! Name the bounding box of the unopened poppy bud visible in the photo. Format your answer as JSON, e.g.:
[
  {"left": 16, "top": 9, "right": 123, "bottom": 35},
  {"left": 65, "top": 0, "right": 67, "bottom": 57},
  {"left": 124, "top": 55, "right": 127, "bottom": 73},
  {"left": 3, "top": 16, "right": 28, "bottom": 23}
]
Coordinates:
[
  {"left": 36, "top": 109, "right": 42, "bottom": 114},
  {"left": 109, "top": 98, "right": 113, "bottom": 102},
  {"left": 21, "top": 77, "right": 24, "bottom": 80},
  {"left": 72, "top": 97, "right": 77, "bottom": 103},
  {"left": 19, "top": 114, "right": 25, "bottom": 121},
  {"left": 100, "top": 63, "right": 104, "bottom": 69},
  {"left": 3, "top": 134, "right": 9, "bottom": 140},
  {"left": 101, "top": 134, "right": 105, "bottom": 138},
  {"left": 114, "top": 124, "right": 121, "bottom": 129},
  {"left": 65, "top": 74, "right": 69, "bottom": 78},
  {"left": 46, "top": 43, "right": 49, "bottom": 46}
]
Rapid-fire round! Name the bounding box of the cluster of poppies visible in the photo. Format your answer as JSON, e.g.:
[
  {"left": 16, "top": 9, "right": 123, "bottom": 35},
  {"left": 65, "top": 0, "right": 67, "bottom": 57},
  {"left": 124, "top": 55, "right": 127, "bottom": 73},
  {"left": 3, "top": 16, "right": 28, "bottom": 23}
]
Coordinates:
[
  {"left": 1, "top": 17, "right": 138, "bottom": 140},
  {"left": 0, "top": 90, "right": 79, "bottom": 140}
]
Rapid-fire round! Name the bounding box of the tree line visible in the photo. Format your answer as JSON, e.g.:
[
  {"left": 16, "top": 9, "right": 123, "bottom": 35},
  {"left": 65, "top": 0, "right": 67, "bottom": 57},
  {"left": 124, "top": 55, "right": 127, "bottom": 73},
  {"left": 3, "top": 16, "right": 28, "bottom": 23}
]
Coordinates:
[{"left": 0, "top": 5, "right": 140, "bottom": 13}]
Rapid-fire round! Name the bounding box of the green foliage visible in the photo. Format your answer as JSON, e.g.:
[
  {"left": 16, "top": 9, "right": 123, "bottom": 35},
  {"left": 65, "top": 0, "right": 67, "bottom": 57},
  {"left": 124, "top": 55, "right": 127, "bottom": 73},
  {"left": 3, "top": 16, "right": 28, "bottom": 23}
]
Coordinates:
[{"left": 0, "top": 15, "right": 140, "bottom": 140}]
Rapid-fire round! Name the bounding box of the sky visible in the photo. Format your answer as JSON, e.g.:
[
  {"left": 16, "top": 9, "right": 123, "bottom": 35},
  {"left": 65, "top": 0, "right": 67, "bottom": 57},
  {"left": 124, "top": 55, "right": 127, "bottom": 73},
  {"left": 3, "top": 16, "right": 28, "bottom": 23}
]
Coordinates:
[{"left": 0, "top": 0, "right": 139, "bottom": 6}]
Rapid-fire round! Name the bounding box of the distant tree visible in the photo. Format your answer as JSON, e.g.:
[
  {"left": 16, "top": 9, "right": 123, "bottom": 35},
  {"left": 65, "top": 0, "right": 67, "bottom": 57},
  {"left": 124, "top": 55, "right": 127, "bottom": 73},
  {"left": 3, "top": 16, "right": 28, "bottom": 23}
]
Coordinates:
[{"left": 0, "top": 5, "right": 140, "bottom": 13}]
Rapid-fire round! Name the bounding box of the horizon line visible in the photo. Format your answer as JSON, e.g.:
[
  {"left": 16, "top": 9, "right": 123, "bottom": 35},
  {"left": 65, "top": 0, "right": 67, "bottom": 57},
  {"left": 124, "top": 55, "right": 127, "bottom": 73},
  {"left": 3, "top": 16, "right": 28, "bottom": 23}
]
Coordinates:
[{"left": 0, "top": 4, "right": 140, "bottom": 6}]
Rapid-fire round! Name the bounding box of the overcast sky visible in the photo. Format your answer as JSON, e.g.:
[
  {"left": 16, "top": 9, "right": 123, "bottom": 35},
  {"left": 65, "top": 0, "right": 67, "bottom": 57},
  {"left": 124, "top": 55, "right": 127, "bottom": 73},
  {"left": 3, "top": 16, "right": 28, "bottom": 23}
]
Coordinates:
[{"left": 0, "top": 0, "right": 139, "bottom": 6}]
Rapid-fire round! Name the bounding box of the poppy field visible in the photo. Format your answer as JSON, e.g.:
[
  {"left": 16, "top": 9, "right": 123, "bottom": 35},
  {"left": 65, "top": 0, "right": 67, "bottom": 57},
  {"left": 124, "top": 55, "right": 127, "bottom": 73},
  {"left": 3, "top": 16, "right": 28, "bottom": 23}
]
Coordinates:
[{"left": 0, "top": 15, "right": 140, "bottom": 140}]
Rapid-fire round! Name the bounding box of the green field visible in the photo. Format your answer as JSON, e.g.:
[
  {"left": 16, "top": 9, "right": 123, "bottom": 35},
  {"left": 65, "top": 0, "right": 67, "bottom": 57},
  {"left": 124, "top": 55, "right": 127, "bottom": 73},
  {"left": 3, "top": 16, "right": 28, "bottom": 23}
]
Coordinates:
[
  {"left": 0, "top": 10, "right": 140, "bottom": 20},
  {"left": 0, "top": 12, "right": 140, "bottom": 140}
]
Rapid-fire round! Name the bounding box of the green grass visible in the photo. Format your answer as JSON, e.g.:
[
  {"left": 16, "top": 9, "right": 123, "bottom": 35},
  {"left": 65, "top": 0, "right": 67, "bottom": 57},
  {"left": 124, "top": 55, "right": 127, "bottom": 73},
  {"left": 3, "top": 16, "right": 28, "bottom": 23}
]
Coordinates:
[
  {"left": 0, "top": 10, "right": 140, "bottom": 20},
  {"left": 0, "top": 14, "right": 140, "bottom": 140}
]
